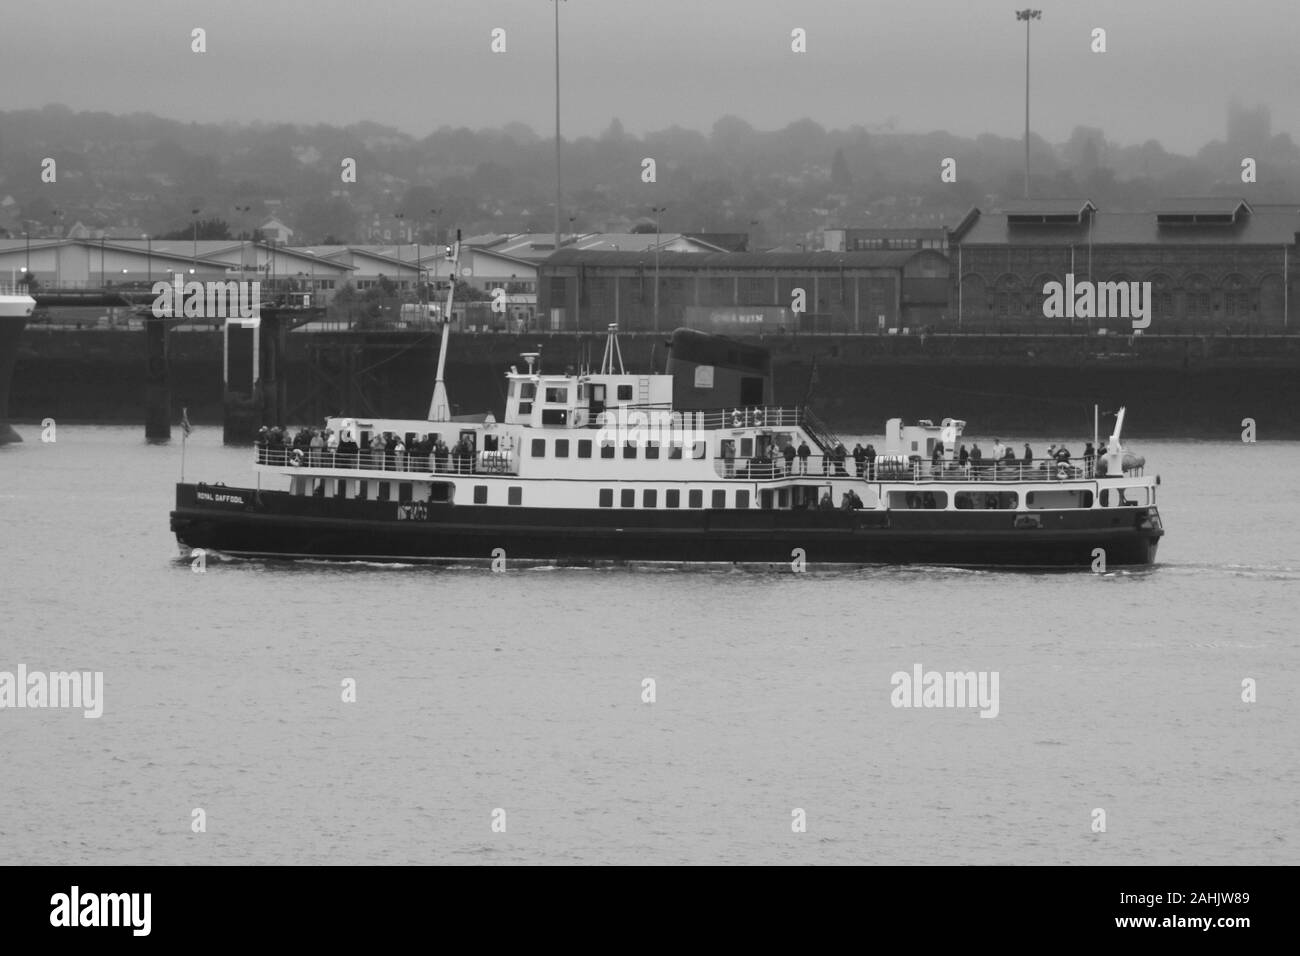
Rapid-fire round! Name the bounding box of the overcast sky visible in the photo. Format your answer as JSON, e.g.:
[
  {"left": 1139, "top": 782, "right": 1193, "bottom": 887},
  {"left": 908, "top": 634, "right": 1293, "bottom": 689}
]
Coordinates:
[{"left": 1, "top": 0, "right": 1294, "bottom": 153}]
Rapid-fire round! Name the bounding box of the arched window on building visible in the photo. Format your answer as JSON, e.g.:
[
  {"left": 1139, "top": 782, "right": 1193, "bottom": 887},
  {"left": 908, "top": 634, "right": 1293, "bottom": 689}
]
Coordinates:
[
  {"left": 1145, "top": 273, "right": 1174, "bottom": 324},
  {"left": 1183, "top": 274, "right": 1212, "bottom": 322},
  {"left": 1222, "top": 273, "right": 1250, "bottom": 320},
  {"left": 995, "top": 274, "right": 1023, "bottom": 318}
]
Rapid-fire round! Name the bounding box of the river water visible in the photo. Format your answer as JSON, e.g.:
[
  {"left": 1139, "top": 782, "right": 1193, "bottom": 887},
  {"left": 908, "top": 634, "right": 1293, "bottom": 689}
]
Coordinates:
[{"left": 1, "top": 426, "right": 1296, "bottom": 864}]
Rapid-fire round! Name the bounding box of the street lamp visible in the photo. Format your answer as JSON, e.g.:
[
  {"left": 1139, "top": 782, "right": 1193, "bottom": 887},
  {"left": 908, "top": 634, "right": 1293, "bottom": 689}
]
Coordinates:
[
  {"left": 1015, "top": 9, "right": 1042, "bottom": 199},
  {"left": 551, "top": 0, "right": 567, "bottom": 253},
  {"left": 394, "top": 212, "right": 406, "bottom": 298},
  {"left": 191, "top": 207, "right": 201, "bottom": 273},
  {"left": 650, "top": 205, "right": 667, "bottom": 332},
  {"left": 234, "top": 204, "right": 252, "bottom": 274}
]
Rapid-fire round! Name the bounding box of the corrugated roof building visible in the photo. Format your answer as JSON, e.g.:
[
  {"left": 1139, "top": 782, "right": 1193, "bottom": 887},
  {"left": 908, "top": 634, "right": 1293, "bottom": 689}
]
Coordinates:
[
  {"left": 948, "top": 199, "right": 1300, "bottom": 331},
  {"left": 538, "top": 248, "right": 949, "bottom": 334}
]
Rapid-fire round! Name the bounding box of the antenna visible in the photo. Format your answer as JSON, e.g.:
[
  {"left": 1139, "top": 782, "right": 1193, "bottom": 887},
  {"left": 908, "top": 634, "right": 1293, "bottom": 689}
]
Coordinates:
[
  {"left": 427, "top": 230, "right": 461, "bottom": 421},
  {"left": 599, "top": 323, "right": 625, "bottom": 375}
]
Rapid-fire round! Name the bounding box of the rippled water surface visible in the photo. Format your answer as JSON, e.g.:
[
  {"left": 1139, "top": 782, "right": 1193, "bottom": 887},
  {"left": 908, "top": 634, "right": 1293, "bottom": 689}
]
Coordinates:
[{"left": 1, "top": 428, "right": 1296, "bottom": 864}]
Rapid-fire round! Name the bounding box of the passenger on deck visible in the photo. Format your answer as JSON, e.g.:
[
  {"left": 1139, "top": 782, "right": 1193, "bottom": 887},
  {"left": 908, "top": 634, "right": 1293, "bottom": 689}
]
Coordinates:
[
  {"left": 958, "top": 444, "right": 969, "bottom": 472},
  {"left": 1055, "top": 444, "right": 1071, "bottom": 464},
  {"left": 797, "top": 440, "right": 810, "bottom": 475},
  {"left": 818, "top": 491, "right": 834, "bottom": 510},
  {"left": 853, "top": 443, "right": 866, "bottom": 477},
  {"left": 255, "top": 426, "right": 268, "bottom": 464},
  {"left": 394, "top": 435, "right": 406, "bottom": 471},
  {"left": 932, "top": 441, "right": 944, "bottom": 475},
  {"left": 339, "top": 432, "right": 358, "bottom": 469},
  {"left": 1083, "top": 442, "right": 1096, "bottom": 475},
  {"left": 326, "top": 428, "right": 339, "bottom": 465},
  {"left": 435, "top": 438, "right": 450, "bottom": 472},
  {"left": 993, "top": 439, "right": 1005, "bottom": 461},
  {"left": 309, "top": 428, "right": 324, "bottom": 467},
  {"left": 385, "top": 432, "right": 398, "bottom": 471},
  {"left": 834, "top": 443, "right": 849, "bottom": 476},
  {"left": 865, "top": 443, "right": 877, "bottom": 480},
  {"left": 848, "top": 490, "right": 863, "bottom": 509},
  {"left": 970, "top": 443, "right": 983, "bottom": 476},
  {"left": 1023, "top": 443, "right": 1033, "bottom": 464},
  {"left": 783, "top": 442, "right": 796, "bottom": 475}
]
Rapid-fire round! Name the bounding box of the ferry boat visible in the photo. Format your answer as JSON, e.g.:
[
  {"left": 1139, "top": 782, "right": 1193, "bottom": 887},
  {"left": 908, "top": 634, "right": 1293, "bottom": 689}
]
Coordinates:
[
  {"left": 170, "top": 244, "right": 1164, "bottom": 569},
  {"left": 0, "top": 282, "right": 38, "bottom": 445}
]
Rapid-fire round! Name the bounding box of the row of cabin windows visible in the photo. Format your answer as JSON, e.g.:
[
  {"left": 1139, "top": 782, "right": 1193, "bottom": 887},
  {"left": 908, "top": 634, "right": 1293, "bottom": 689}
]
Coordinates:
[
  {"left": 598, "top": 488, "right": 750, "bottom": 509},
  {"left": 303, "top": 479, "right": 521, "bottom": 506},
  {"left": 529, "top": 438, "right": 707, "bottom": 459}
]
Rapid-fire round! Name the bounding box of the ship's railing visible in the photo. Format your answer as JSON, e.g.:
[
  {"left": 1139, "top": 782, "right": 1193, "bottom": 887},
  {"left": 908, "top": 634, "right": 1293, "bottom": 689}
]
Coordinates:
[
  {"left": 713, "top": 455, "right": 1125, "bottom": 482},
  {"left": 680, "top": 406, "right": 806, "bottom": 431},
  {"left": 0, "top": 281, "right": 37, "bottom": 296},
  {"left": 255, "top": 445, "right": 513, "bottom": 475}
]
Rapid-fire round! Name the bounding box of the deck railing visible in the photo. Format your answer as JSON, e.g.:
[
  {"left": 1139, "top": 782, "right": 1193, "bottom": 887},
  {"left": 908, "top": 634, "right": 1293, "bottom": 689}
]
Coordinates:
[
  {"left": 716, "top": 455, "right": 1121, "bottom": 482},
  {"left": 256, "top": 445, "right": 501, "bottom": 475}
]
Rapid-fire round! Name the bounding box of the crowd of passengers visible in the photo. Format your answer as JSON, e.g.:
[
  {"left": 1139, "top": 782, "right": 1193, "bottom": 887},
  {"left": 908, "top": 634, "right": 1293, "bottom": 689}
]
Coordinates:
[
  {"left": 254, "top": 424, "right": 478, "bottom": 473},
  {"left": 747, "top": 438, "right": 1110, "bottom": 480}
]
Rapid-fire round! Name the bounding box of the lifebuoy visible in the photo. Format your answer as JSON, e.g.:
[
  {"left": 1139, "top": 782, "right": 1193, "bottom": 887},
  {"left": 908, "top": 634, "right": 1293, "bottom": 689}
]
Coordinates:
[
  {"left": 1055, "top": 462, "right": 1069, "bottom": 480},
  {"left": 752, "top": 408, "right": 764, "bottom": 426},
  {"left": 291, "top": 448, "right": 304, "bottom": 467},
  {"left": 732, "top": 409, "right": 743, "bottom": 428}
]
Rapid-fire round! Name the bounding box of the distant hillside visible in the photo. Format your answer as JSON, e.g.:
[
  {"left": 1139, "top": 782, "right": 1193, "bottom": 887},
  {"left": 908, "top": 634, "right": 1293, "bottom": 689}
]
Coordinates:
[{"left": 2, "top": 100, "right": 1296, "bottom": 247}]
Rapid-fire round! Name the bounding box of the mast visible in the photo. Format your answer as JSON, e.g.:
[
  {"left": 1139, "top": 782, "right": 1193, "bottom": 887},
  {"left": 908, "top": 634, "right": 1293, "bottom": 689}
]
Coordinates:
[
  {"left": 427, "top": 230, "right": 461, "bottom": 421},
  {"left": 599, "top": 323, "right": 625, "bottom": 375}
]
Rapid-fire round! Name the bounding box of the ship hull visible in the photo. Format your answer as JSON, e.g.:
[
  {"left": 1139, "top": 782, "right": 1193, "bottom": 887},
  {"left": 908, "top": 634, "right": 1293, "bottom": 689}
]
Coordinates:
[
  {"left": 0, "top": 312, "right": 30, "bottom": 444},
  {"left": 170, "top": 484, "right": 1162, "bottom": 568}
]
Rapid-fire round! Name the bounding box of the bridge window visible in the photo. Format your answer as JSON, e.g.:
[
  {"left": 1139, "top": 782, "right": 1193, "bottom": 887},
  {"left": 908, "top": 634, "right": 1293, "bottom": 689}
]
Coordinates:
[
  {"left": 555, "top": 439, "right": 570, "bottom": 458},
  {"left": 1100, "top": 487, "right": 1148, "bottom": 507},
  {"left": 617, "top": 385, "right": 633, "bottom": 401},
  {"left": 599, "top": 489, "right": 613, "bottom": 507},
  {"left": 689, "top": 489, "right": 704, "bottom": 508},
  {"left": 1026, "top": 489, "right": 1093, "bottom": 509},
  {"left": 621, "top": 489, "right": 635, "bottom": 507},
  {"left": 508, "top": 486, "right": 522, "bottom": 506},
  {"left": 578, "top": 439, "right": 592, "bottom": 458},
  {"left": 666, "top": 489, "right": 681, "bottom": 508},
  {"left": 645, "top": 441, "right": 660, "bottom": 460},
  {"left": 545, "top": 386, "right": 568, "bottom": 403},
  {"left": 953, "top": 491, "right": 1015, "bottom": 510},
  {"left": 474, "top": 485, "right": 488, "bottom": 504},
  {"left": 736, "top": 490, "right": 750, "bottom": 509},
  {"left": 712, "top": 489, "right": 726, "bottom": 508},
  {"left": 531, "top": 438, "right": 546, "bottom": 457},
  {"left": 643, "top": 489, "right": 657, "bottom": 508}
]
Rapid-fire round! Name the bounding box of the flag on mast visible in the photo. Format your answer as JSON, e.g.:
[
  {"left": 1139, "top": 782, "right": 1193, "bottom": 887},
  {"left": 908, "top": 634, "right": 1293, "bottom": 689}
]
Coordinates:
[{"left": 181, "top": 407, "right": 192, "bottom": 438}]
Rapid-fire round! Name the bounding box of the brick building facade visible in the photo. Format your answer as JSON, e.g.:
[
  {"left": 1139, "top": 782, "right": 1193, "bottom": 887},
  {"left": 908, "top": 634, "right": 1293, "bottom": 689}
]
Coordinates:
[{"left": 949, "top": 199, "right": 1299, "bottom": 332}]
